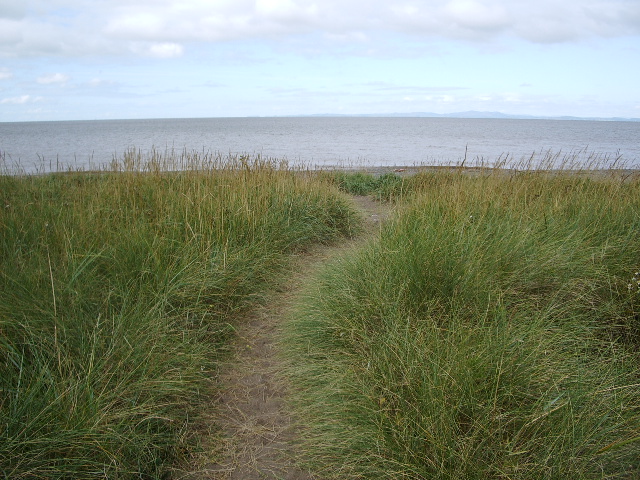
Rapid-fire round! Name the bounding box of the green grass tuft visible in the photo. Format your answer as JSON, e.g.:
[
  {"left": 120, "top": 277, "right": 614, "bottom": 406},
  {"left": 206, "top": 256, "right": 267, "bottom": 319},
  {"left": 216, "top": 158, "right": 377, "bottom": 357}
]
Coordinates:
[
  {"left": 0, "top": 151, "right": 360, "bottom": 478},
  {"left": 329, "top": 171, "right": 406, "bottom": 201},
  {"left": 286, "top": 167, "right": 640, "bottom": 479}
]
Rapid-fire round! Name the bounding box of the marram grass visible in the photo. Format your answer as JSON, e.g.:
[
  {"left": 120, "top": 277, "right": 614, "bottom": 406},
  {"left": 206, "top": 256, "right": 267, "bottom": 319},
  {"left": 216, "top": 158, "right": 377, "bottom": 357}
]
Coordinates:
[
  {"left": 286, "top": 167, "right": 640, "bottom": 479},
  {"left": 0, "top": 151, "right": 360, "bottom": 478}
]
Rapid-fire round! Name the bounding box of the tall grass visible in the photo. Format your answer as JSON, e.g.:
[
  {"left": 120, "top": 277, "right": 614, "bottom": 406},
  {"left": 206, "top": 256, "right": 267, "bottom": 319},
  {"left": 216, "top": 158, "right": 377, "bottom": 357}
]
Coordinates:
[
  {"left": 0, "top": 150, "right": 360, "bottom": 478},
  {"left": 286, "top": 166, "right": 640, "bottom": 478}
]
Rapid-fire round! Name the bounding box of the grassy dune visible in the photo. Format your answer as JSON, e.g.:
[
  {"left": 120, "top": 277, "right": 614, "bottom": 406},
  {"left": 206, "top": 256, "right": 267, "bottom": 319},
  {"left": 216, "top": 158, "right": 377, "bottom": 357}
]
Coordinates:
[
  {"left": 288, "top": 167, "right": 640, "bottom": 478},
  {"left": 0, "top": 151, "right": 360, "bottom": 478}
]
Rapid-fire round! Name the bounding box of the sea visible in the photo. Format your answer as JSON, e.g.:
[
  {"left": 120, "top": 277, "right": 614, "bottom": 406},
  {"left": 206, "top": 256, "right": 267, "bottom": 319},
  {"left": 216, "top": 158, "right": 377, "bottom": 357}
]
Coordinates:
[{"left": 1, "top": 117, "right": 639, "bottom": 174}]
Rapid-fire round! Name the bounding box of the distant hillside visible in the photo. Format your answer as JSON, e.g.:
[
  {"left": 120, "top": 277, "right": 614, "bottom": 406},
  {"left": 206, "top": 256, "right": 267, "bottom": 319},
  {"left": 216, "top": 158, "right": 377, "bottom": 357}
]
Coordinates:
[{"left": 306, "top": 111, "right": 640, "bottom": 122}]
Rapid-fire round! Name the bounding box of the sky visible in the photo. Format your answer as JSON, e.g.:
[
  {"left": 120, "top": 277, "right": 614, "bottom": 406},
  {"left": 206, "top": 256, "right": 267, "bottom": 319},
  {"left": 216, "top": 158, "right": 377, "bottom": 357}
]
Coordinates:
[{"left": 1, "top": 0, "right": 639, "bottom": 122}]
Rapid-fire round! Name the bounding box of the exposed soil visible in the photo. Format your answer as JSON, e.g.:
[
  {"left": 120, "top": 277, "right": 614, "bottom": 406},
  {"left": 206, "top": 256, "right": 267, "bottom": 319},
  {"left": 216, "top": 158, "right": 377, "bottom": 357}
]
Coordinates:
[{"left": 183, "top": 195, "right": 390, "bottom": 479}]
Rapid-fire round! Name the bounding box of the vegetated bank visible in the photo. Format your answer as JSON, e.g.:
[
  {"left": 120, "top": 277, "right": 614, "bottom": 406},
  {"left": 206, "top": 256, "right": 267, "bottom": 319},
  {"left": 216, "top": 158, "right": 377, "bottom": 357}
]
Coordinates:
[
  {"left": 288, "top": 161, "right": 640, "bottom": 479},
  {"left": 0, "top": 150, "right": 360, "bottom": 478}
]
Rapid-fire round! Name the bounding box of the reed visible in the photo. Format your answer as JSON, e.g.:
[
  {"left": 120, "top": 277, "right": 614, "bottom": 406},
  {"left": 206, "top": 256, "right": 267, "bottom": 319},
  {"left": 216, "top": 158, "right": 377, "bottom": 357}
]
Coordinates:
[
  {"left": 0, "top": 150, "right": 360, "bottom": 478},
  {"left": 286, "top": 164, "right": 640, "bottom": 478}
]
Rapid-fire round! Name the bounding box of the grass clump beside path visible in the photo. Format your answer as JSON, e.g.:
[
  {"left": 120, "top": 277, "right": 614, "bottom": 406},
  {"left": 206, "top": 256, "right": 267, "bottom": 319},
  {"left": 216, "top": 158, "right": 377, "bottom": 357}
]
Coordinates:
[
  {"left": 287, "top": 168, "right": 640, "bottom": 479},
  {"left": 329, "top": 171, "right": 406, "bottom": 201},
  {"left": 0, "top": 151, "right": 359, "bottom": 478}
]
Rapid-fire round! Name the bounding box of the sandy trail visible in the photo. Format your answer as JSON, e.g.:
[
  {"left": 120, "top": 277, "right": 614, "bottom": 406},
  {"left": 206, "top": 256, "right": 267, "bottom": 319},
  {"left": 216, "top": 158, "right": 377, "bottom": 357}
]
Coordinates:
[{"left": 185, "top": 195, "right": 389, "bottom": 479}]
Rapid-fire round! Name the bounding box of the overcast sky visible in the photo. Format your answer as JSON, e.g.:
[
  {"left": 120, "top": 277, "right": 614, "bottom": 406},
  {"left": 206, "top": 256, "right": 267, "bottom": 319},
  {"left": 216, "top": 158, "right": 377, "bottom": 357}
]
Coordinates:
[{"left": 1, "top": 0, "right": 639, "bottom": 122}]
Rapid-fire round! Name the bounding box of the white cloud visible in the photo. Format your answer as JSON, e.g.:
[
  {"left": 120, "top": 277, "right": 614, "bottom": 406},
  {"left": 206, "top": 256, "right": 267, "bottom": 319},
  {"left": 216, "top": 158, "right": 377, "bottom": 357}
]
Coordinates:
[
  {"left": 503, "top": 92, "right": 523, "bottom": 103},
  {"left": 256, "top": 0, "right": 308, "bottom": 16},
  {"left": 0, "top": 0, "right": 26, "bottom": 20},
  {"left": 255, "top": 0, "right": 319, "bottom": 23},
  {"left": 1, "top": 94, "right": 42, "bottom": 104},
  {"left": 444, "top": 0, "right": 510, "bottom": 31},
  {"left": 104, "top": 11, "right": 167, "bottom": 40},
  {"left": 148, "top": 42, "right": 184, "bottom": 58},
  {"left": 37, "top": 73, "right": 70, "bottom": 84},
  {"left": 0, "top": 17, "right": 91, "bottom": 57},
  {"left": 125, "top": 41, "right": 185, "bottom": 57},
  {"left": 0, "top": 0, "right": 639, "bottom": 59},
  {"left": 0, "top": 68, "right": 12, "bottom": 79}
]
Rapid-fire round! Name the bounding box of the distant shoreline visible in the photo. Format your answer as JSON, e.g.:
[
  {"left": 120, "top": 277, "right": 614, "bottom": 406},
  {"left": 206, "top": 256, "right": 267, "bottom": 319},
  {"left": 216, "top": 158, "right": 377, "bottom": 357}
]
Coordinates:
[
  {"left": 3, "top": 112, "right": 640, "bottom": 125},
  {"left": 299, "top": 111, "right": 640, "bottom": 122}
]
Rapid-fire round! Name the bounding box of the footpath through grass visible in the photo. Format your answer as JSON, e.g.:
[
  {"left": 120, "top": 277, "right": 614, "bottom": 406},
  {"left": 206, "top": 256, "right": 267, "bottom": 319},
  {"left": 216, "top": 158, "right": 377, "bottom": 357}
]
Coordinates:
[
  {"left": 0, "top": 152, "right": 359, "bottom": 478},
  {"left": 287, "top": 167, "right": 640, "bottom": 479}
]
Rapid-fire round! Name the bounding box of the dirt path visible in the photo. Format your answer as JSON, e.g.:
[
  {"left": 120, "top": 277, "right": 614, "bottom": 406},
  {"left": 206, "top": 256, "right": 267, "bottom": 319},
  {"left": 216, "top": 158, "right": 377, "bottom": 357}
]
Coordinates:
[{"left": 185, "top": 195, "right": 390, "bottom": 479}]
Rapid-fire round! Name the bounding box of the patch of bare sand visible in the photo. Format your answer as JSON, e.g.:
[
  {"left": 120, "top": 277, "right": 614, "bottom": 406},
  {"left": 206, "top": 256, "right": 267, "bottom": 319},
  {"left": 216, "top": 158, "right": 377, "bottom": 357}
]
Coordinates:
[{"left": 180, "top": 195, "right": 390, "bottom": 480}]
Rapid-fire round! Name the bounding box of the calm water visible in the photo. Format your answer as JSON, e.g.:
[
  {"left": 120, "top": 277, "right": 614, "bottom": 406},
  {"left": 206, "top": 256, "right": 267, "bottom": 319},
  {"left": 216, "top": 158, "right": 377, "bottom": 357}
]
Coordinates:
[{"left": 1, "top": 117, "right": 639, "bottom": 173}]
